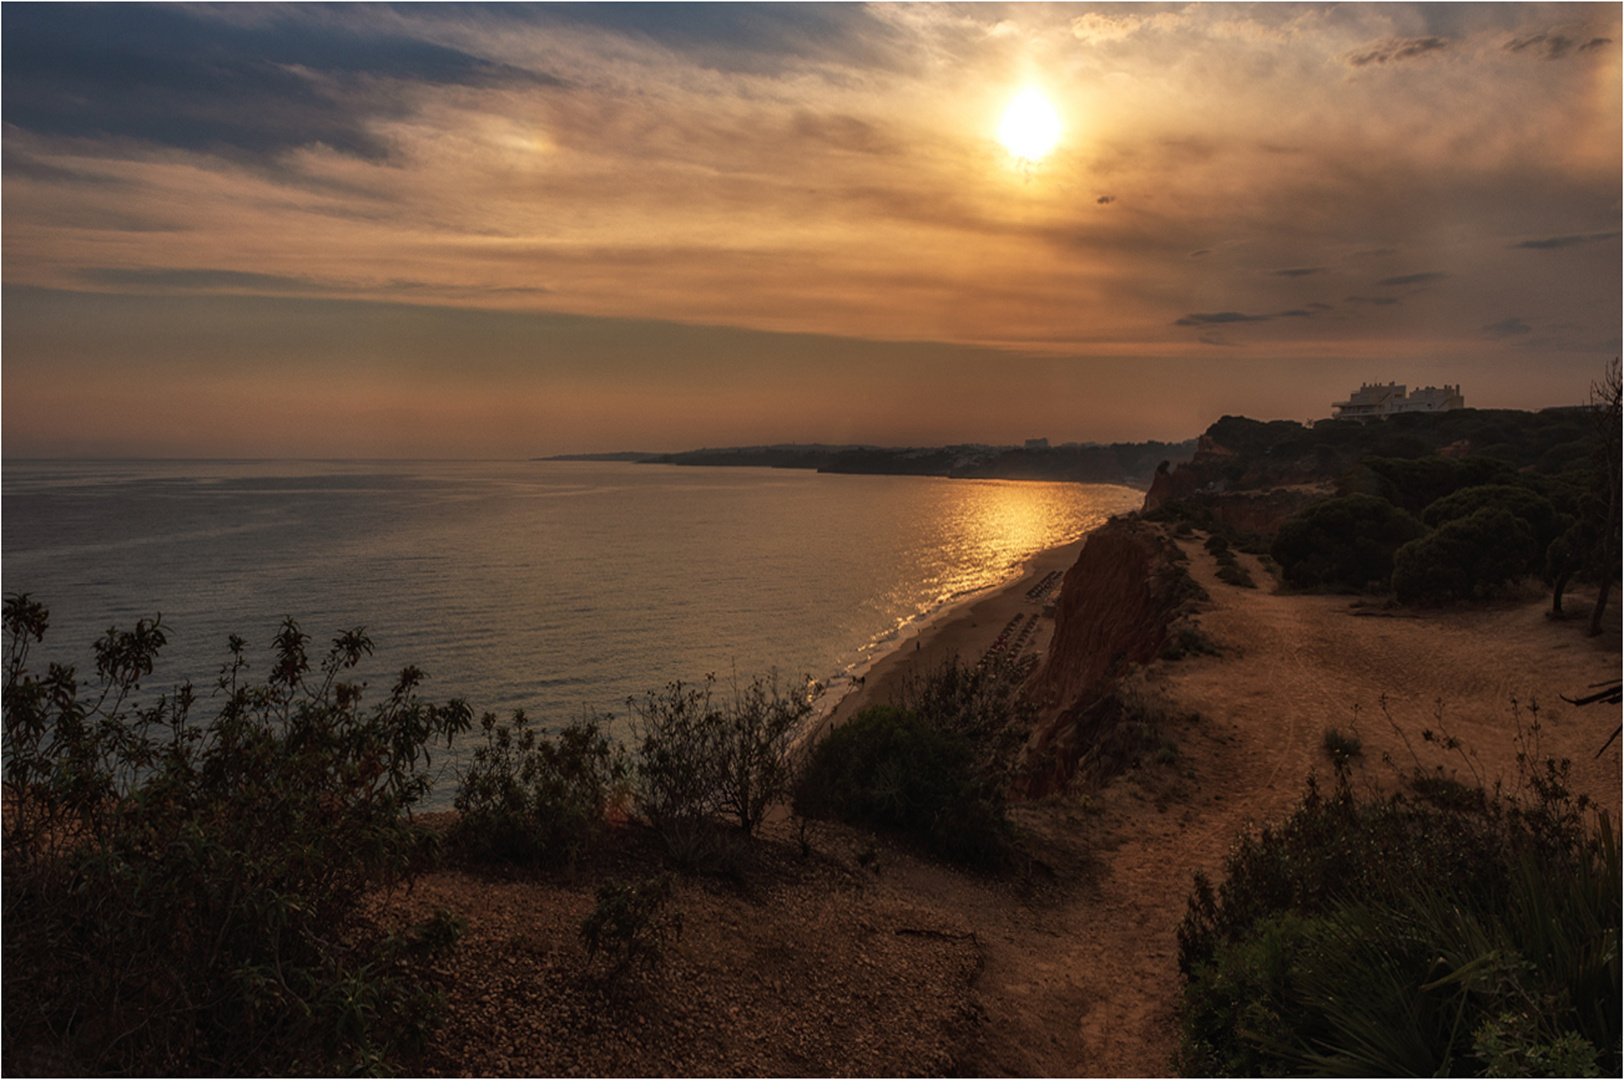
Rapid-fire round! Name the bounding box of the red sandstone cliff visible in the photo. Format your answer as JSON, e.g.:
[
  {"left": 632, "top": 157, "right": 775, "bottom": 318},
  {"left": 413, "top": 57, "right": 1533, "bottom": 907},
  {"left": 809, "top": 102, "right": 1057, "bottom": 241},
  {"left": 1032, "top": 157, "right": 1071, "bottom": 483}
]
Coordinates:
[{"left": 1014, "top": 518, "right": 1192, "bottom": 798}]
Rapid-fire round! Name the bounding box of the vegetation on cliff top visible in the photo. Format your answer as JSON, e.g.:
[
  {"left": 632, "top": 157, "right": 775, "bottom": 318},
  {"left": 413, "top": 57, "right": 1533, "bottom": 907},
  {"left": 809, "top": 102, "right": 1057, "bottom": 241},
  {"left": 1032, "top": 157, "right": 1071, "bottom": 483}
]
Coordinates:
[
  {"left": 1177, "top": 714, "right": 1619, "bottom": 1077},
  {"left": 1153, "top": 364, "right": 1621, "bottom": 621}
]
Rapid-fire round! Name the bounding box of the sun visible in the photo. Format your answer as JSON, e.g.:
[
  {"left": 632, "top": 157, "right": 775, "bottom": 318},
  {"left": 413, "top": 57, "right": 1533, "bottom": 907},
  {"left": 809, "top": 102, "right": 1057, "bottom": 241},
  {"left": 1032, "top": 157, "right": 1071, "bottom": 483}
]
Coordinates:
[{"left": 998, "top": 88, "right": 1061, "bottom": 162}]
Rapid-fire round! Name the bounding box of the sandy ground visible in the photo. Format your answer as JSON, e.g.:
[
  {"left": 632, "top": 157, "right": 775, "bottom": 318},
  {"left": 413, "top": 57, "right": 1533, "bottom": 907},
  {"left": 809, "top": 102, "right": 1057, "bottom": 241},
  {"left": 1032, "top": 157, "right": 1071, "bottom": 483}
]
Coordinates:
[{"left": 384, "top": 529, "right": 1621, "bottom": 1077}]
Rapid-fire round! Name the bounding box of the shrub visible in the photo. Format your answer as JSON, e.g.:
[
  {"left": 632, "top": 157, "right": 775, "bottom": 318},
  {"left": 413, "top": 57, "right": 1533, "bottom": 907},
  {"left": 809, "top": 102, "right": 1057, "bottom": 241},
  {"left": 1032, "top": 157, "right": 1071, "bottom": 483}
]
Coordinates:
[
  {"left": 631, "top": 679, "right": 726, "bottom": 865},
  {"left": 793, "top": 704, "right": 1012, "bottom": 868},
  {"left": 1162, "top": 622, "right": 1221, "bottom": 661},
  {"left": 631, "top": 671, "right": 811, "bottom": 864},
  {"left": 1422, "top": 484, "right": 1561, "bottom": 567},
  {"left": 1347, "top": 455, "right": 1519, "bottom": 515},
  {"left": 1392, "top": 507, "right": 1538, "bottom": 603},
  {"left": 1176, "top": 764, "right": 1620, "bottom": 1077},
  {"left": 579, "top": 874, "right": 684, "bottom": 983},
  {"left": 1270, "top": 494, "right": 1426, "bottom": 591},
  {"left": 1320, "top": 726, "right": 1362, "bottom": 767},
  {"left": 452, "top": 710, "right": 629, "bottom": 866},
  {"left": 715, "top": 672, "right": 813, "bottom": 836},
  {"left": 2, "top": 596, "right": 471, "bottom": 1075}
]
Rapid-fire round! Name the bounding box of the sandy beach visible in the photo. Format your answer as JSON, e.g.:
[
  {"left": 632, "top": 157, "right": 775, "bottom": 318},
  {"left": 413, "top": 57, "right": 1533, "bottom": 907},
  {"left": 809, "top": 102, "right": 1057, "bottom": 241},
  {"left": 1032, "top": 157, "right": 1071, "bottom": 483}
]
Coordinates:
[{"left": 805, "top": 528, "right": 1097, "bottom": 744}]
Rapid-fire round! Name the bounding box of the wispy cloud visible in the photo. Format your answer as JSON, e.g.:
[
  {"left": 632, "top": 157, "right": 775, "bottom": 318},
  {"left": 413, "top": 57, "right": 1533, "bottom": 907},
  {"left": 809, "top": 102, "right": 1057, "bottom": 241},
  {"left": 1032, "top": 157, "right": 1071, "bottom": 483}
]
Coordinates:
[
  {"left": 1512, "top": 231, "right": 1622, "bottom": 249},
  {"left": 1349, "top": 36, "right": 1450, "bottom": 66},
  {"left": 1482, "top": 316, "right": 1533, "bottom": 339},
  {"left": 1377, "top": 272, "right": 1451, "bottom": 287}
]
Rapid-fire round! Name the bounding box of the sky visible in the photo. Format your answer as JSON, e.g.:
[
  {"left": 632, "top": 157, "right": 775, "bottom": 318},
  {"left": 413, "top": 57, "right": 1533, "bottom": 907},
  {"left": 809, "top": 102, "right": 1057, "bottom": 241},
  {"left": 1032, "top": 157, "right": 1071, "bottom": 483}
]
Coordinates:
[{"left": 3, "top": 2, "right": 1620, "bottom": 458}]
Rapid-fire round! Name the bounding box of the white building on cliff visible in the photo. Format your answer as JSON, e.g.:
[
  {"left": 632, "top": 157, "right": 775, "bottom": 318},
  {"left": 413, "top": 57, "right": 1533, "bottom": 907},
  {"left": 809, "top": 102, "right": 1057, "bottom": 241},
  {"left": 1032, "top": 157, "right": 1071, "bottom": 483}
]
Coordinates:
[{"left": 1332, "top": 381, "right": 1464, "bottom": 421}]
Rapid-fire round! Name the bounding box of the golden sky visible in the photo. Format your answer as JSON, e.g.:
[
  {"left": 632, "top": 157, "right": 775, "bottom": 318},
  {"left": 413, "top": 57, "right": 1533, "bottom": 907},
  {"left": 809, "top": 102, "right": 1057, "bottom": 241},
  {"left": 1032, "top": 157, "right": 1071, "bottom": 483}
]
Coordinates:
[{"left": 4, "top": 3, "right": 1620, "bottom": 456}]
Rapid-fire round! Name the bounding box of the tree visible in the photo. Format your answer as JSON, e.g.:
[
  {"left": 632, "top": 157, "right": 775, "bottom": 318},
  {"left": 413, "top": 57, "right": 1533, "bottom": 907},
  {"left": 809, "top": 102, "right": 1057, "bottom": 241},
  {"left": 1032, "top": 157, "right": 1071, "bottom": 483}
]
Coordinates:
[
  {"left": 1586, "top": 359, "right": 1621, "bottom": 636},
  {"left": 1270, "top": 494, "right": 1427, "bottom": 591}
]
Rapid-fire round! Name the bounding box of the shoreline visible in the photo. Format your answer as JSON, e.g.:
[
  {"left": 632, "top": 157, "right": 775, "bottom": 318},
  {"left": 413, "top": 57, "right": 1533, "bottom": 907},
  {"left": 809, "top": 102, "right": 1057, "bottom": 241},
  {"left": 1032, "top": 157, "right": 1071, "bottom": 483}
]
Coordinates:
[{"left": 797, "top": 524, "right": 1106, "bottom": 751}]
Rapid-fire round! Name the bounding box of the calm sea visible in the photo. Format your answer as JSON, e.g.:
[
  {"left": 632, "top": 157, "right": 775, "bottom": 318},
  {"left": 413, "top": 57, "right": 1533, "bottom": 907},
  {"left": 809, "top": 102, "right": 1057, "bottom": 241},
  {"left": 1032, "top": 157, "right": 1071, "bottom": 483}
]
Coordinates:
[{"left": 2, "top": 459, "right": 1139, "bottom": 806}]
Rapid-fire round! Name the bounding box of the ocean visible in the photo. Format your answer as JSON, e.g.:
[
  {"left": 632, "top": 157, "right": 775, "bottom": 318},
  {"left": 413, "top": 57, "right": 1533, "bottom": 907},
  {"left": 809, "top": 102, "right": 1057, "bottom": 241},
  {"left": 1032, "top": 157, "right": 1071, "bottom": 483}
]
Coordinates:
[{"left": 2, "top": 459, "right": 1140, "bottom": 806}]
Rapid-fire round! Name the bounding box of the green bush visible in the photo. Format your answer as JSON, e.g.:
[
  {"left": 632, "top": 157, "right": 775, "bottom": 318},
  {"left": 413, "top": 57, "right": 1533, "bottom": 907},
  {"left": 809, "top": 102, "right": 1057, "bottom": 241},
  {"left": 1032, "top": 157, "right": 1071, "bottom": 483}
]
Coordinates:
[
  {"left": 1422, "top": 484, "right": 1562, "bottom": 569},
  {"left": 579, "top": 874, "right": 684, "bottom": 983},
  {"left": 1270, "top": 494, "right": 1426, "bottom": 591},
  {"left": 1346, "top": 455, "right": 1519, "bottom": 515},
  {"left": 452, "top": 710, "right": 629, "bottom": 867},
  {"left": 631, "top": 671, "right": 810, "bottom": 865},
  {"left": 1176, "top": 764, "right": 1620, "bottom": 1077},
  {"left": 2, "top": 595, "right": 471, "bottom": 1075},
  {"left": 1393, "top": 507, "right": 1538, "bottom": 603},
  {"left": 793, "top": 704, "right": 1012, "bottom": 868}
]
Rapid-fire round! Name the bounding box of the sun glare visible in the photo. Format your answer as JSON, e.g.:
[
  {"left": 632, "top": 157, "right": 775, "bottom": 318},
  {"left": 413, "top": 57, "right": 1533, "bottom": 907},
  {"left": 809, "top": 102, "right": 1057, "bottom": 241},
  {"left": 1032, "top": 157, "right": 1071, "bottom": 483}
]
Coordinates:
[{"left": 998, "top": 88, "right": 1061, "bottom": 162}]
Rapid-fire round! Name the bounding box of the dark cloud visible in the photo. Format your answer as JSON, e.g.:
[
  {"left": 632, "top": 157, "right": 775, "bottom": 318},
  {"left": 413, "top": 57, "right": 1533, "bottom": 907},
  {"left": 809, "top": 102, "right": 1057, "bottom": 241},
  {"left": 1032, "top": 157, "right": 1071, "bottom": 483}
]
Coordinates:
[
  {"left": 1271, "top": 267, "right": 1326, "bottom": 277},
  {"left": 1305, "top": 302, "right": 1334, "bottom": 310},
  {"left": 1506, "top": 32, "right": 1587, "bottom": 60},
  {"left": 2, "top": 146, "right": 126, "bottom": 186},
  {"left": 1482, "top": 316, "right": 1533, "bottom": 339},
  {"left": 1096, "top": 195, "right": 1116, "bottom": 205},
  {"left": 1349, "top": 36, "right": 1449, "bottom": 66},
  {"left": 1189, "top": 249, "right": 1212, "bottom": 257},
  {"left": 1197, "top": 334, "right": 1241, "bottom": 347},
  {"left": 1345, "top": 295, "right": 1400, "bottom": 306},
  {"left": 1174, "top": 306, "right": 1323, "bottom": 327},
  {"left": 519, "top": 3, "right": 908, "bottom": 76},
  {"left": 1579, "top": 37, "right": 1613, "bottom": 52},
  {"left": 76, "top": 267, "right": 341, "bottom": 293},
  {"left": 1377, "top": 271, "right": 1450, "bottom": 287},
  {"left": 1174, "top": 311, "right": 1272, "bottom": 326},
  {"left": 1512, "top": 231, "right": 1622, "bottom": 249},
  {"left": 1, "top": 4, "right": 559, "bottom": 161}
]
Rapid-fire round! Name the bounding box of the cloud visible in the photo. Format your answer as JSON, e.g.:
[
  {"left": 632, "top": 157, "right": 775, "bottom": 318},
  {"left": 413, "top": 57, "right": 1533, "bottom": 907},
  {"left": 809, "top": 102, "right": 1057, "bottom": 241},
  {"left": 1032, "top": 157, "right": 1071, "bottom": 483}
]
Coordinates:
[
  {"left": 1174, "top": 307, "right": 1322, "bottom": 326},
  {"left": 1271, "top": 267, "right": 1326, "bottom": 278},
  {"left": 1305, "top": 302, "right": 1334, "bottom": 310},
  {"left": 1, "top": 4, "right": 559, "bottom": 162},
  {"left": 1348, "top": 37, "right": 1450, "bottom": 66},
  {"left": 522, "top": 3, "right": 908, "bottom": 75},
  {"left": 1504, "top": 31, "right": 1613, "bottom": 60},
  {"left": 1377, "top": 271, "right": 1450, "bottom": 287},
  {"left": 1189, "top": 249, "right": 1212, "bottom": 258},
  {"left": 1512, "top": 231, "right": 1622, "bottom": 249},
  {"left": 1071, "top": 12, "right": 1184, "bottom": 46},
  {"left": 1096, "top": 195, "right": 1116, "bottom": 205},
  {"left": 1174, "top": 311, "right": 1272, "bottom": 326},
  {"left": 1482, "top": 317, "right": 1533, "bottom": 339},
  {"left": 77, "top": 267, "right": 345, "bottom": 293},
  {"left": 1345, "top": 295, "right": 1400, "bottom": 306},
  {"left": 1197, "top": 334, "right": 1241, "bottom": 347}
]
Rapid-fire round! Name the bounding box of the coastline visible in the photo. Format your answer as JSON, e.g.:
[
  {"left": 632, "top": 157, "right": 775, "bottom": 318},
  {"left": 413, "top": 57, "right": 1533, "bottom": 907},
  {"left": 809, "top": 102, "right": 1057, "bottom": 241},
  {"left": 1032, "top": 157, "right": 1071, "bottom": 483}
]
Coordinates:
[{"left": 798, "top": 524, "right": 1103, "bottom": 751}]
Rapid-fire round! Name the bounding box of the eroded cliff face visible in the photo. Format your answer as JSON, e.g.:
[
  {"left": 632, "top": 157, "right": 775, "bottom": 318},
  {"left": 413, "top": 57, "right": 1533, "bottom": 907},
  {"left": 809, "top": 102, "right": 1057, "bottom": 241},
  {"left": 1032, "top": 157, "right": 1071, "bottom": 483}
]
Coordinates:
[
  {"left": 1141, "top": 433, "right": 1236, "bottom": 512},
  {"left": 1014, "top": 518, "right": 1192, "bottom": 798}
]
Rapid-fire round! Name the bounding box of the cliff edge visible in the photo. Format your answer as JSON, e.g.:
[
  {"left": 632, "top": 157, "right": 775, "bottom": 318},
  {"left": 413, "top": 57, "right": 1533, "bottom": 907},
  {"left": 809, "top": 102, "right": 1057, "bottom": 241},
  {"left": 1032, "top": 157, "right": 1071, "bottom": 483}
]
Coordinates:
[{"left": 1015, "top": 517, "right": 1194, "bottom": 798}]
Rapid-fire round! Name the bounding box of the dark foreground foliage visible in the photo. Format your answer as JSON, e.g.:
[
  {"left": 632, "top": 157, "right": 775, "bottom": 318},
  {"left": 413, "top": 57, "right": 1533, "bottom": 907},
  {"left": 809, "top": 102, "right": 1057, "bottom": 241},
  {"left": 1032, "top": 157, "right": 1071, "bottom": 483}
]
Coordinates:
[
  {"left": 1176, "top": 739, "right": 1620, "bottom": 1077},
  {"left": 792, "top": 656, "right": 1031, "bottom": 869},
  {"left": 452, "top": 710, "right": 629, "bottom": 867},
  {"left": 2, "top": 595, "right": 471, "bottom": 1075}
]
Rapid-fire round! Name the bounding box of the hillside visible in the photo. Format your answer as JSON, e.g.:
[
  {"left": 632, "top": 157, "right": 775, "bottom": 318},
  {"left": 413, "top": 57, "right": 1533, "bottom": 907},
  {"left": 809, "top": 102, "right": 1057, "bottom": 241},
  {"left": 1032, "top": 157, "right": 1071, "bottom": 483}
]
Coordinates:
[{"left": 373, "top": 525, "right": 1620, "bottom": 1076}]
